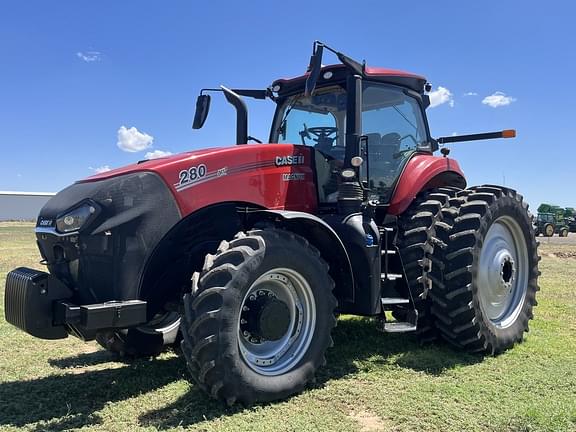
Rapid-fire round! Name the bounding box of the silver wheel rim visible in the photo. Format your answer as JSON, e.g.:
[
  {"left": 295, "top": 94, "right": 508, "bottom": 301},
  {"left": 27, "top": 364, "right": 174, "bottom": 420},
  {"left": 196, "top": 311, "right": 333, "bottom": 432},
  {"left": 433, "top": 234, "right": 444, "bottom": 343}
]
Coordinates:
[
  {"left": 238, "top": 268, "right": 316, "bottom": 376},
  {"left": 478, "top": 215, "right": 529, "bottom": 328}
]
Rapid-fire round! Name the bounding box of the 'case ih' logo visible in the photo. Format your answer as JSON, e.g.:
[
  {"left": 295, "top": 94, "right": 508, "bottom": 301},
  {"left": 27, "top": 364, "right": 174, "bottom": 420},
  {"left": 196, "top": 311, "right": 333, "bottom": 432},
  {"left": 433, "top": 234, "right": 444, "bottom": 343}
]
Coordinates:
[
  {"left": 37, "top": 218, "right": 53, "bottom": 227},
  {"left": 275, "top": 155, "right": 305, "bottom": 166}
]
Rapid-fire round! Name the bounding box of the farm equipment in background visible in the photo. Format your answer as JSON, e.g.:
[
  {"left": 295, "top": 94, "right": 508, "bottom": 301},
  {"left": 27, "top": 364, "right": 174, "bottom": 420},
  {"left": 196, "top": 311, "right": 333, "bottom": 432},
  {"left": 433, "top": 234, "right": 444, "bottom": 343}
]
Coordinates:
[
  {"left": 4, "top": 41, "right": 540, "bottom": 405},
  {"left": 535, "top": 204, "right": 571, "bottom": 237}
]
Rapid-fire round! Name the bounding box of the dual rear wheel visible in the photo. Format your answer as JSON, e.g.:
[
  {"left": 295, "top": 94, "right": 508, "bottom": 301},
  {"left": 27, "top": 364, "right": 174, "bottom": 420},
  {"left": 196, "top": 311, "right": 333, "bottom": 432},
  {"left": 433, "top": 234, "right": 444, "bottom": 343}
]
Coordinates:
[{"left": 429, "top": 186, "right": 540, "bottom": 354}]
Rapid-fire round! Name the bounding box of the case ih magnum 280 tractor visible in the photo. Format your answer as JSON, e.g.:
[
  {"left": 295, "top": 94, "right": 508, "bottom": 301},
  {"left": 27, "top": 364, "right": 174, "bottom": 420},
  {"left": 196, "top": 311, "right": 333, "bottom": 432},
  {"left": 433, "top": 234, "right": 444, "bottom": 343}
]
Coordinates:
[{"left": 5, "top": 42, "right": 539, "bottom": 405}]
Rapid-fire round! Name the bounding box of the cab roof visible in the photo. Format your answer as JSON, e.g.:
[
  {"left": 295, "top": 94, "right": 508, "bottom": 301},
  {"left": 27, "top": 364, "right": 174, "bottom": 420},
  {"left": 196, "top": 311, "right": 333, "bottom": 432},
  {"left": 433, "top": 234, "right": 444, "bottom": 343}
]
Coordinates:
[{"left": 272, "top": 64, "right": 427, "bottom": 96}]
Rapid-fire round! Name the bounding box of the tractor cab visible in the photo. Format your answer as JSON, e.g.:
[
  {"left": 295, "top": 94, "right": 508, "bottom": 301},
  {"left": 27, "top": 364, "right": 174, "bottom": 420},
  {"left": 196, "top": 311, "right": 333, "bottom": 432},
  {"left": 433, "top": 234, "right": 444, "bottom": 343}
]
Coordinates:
[{"left": 270, "top": 67, "right": 432, "bottom": 205}]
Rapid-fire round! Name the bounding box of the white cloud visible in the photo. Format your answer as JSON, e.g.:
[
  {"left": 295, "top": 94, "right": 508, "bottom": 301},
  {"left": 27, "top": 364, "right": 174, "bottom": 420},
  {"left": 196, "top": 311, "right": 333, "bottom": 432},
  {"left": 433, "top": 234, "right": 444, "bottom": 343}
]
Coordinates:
[
  {"left": 464, "top": 92, "right": 478, "bottom": 96},
  {"left": 117, "top": 126, "right": 154, "bottom": 152},
  {"left": 145, "top": 150, "right": 173, "bottom": 160},
  {"left": 482, "top": 92, "right": 516, "bottom": 108},
  {"left": 428, "top": 86, "right": 454, "bottom": 108},
  {"left": 90, "top": 165, "right": 112, "bottom": 174},
  {"left": 76, "top": 51, "right": 102, "bottom": 62}
]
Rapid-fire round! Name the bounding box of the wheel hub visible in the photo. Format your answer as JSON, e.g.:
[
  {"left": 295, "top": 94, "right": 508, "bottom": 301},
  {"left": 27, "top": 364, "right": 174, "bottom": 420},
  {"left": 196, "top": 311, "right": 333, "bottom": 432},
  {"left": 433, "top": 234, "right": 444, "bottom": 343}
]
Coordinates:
[
  {"left": 240, "top": 290, "right": 292, "bottom": 343},
  {"left": 237, "top": 269, "right": 316, "bottom": 376}
]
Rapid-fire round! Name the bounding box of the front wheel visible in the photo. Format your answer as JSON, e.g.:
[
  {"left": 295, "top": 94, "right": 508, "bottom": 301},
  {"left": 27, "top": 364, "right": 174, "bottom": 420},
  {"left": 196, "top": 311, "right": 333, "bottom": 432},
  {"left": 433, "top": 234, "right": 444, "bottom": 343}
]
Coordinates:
[
  {"left": 180, "top": 228, "right": 337, "bottom": 405},
  {"left": 431, "top": 186, "right": 540, "bottom": 354},
  {"left": 543, "top": 223, "right": 555, "bottom": 237}
]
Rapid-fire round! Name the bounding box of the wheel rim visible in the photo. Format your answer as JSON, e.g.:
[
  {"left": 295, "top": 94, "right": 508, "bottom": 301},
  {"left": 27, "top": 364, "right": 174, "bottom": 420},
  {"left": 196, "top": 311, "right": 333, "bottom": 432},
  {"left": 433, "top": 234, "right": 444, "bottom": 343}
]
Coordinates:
[
  {"left": 238, "top": 268, "right": 316, "bottom": 376},
  {"left": 478, "top": 216, "right": 529, "bottom": 328},
  {"left": 545, "top": 225, "right": 554, "bottom": 236}
]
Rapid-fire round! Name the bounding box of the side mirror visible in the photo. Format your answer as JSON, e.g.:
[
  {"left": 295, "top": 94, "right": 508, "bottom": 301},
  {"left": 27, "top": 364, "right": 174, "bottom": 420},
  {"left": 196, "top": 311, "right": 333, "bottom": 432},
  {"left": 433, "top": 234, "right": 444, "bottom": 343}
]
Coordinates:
[
  {"left": 192, "top": 94, "right": 211, "bottom": 129},
  {"left": 305, "top": 43, "right": 324, "bottom": 97}
]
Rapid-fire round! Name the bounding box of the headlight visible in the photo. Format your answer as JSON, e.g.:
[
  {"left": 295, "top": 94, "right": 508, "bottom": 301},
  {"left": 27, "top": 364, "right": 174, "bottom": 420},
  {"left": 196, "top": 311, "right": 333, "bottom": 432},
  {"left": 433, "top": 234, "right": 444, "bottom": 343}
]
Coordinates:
[{"left": 56, "top": 202, "right": 99, "bottom": 233}]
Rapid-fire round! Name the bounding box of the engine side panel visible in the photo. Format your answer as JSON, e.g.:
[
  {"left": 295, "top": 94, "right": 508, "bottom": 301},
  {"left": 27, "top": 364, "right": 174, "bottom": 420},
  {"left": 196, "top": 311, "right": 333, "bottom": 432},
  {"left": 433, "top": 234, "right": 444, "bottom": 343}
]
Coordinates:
[
  {"left": 83, "top": 144, "right": 318, "bottom": 216},
  {"left": 388, "top": 154, "right": 466, "bottom": 215}
]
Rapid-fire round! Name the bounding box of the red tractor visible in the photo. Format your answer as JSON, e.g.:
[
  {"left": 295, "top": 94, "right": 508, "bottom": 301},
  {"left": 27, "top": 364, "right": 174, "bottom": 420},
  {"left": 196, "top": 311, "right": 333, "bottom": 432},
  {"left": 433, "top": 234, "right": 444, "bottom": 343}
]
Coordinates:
[{"left": 5, "top": 42, "right": 539, "bottom": 405}]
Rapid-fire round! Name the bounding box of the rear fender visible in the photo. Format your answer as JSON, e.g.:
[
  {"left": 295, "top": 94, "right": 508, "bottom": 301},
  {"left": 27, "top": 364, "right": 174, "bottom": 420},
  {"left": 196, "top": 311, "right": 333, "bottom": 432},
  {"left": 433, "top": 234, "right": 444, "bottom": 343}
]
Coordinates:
[
  {"left": 388, "top": 155, "right": 466, "bottom": 215},
  {"left": 247, "top": 210, "right": 355, "bottom": 306}
]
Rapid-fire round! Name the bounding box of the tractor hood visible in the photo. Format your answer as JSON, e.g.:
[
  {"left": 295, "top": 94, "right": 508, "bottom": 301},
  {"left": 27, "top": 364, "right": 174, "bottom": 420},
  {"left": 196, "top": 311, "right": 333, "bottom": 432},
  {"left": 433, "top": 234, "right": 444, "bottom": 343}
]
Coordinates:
[
  {"left": 78, "top": 143, "right": 318, "bottom": 217},
  {"left": 38, "top": 143, "right": 316, "bottom": 238}
]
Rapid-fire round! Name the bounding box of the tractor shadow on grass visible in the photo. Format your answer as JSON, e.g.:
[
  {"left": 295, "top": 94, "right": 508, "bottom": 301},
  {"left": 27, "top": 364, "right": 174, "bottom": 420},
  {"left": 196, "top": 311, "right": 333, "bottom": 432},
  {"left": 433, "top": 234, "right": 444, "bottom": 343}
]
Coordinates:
[
  {"left": 137, "top": 317, "right": 483, "bottom": 430},
  {"left": 0, "top": 318, "right": 482, "bottom": 430},
  {"left": 0, "top": 355, "right": 185, "bottom": 431},
  {"left": 47, "top": 350, "right": 117, "bottom": 369}
]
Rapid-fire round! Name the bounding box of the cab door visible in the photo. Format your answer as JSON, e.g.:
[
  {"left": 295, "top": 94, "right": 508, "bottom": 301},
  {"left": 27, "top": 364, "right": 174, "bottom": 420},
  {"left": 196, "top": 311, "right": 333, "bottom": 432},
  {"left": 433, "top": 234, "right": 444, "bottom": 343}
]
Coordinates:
[{"left": 361, "top": 82, "right": 431, "bottom": 204}]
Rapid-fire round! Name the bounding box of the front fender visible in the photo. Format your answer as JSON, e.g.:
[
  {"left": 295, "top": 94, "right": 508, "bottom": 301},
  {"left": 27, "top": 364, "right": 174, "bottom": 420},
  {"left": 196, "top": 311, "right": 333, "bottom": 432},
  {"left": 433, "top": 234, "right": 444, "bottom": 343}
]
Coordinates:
[
  {"left": 388, "top": 155, "right": 466, "bottom": 215},
  {"left": 248, "top": 210, "right": 355, "bottom": 306}
]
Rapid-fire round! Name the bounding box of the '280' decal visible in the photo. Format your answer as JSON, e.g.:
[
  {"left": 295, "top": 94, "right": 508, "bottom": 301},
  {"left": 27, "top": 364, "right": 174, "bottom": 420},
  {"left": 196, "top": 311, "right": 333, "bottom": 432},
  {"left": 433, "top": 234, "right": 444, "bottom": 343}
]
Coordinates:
[{"left": 178, "top": 164, "right": 207, "bottom": 187}]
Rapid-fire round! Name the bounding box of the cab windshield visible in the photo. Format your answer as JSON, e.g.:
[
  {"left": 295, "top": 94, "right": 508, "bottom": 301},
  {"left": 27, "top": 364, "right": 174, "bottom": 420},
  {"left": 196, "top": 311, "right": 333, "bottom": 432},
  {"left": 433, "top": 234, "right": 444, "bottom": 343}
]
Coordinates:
[
  {"left": 272, "top": 83, "right": 430, "bottom": 204},
  {"left": 274, "top": 86, "right": 347, "bottom": 162}
]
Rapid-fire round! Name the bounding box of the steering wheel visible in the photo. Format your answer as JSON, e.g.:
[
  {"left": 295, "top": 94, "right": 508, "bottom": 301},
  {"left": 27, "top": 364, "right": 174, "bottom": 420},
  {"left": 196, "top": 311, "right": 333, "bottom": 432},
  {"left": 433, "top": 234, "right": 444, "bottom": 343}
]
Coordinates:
[
  {"left": 307, "top": 126, "right": 338, "bottom": 141},
  {"left": 300, "top": 125, "right": 338, "bottom": 144}
]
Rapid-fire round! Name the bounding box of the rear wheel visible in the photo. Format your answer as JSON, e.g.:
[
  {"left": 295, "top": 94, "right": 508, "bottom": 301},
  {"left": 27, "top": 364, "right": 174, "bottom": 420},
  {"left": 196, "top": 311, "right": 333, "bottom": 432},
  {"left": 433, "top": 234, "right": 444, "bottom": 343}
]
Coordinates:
[
  {"left": 544, "top": 223, "right": 555, "bottom": 237},
  {"left": 180, "top": 228, "right": 337, "bottom": 405},
  {"left": 96, "top": 312, "right": 181, "bottom": 358},
  {"left": 431, "top": 186, "right": 539, "bottom": 354},
  {"left": 395, "top": 188, "right": 460, "bottom": 342}
]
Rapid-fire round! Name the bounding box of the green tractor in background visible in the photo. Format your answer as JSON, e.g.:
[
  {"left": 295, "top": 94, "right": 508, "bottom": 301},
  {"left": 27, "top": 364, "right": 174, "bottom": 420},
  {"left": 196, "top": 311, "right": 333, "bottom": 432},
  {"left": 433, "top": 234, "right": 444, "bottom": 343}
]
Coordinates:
[{"left": 535, "top": 204, "right": 570, "bottom": 237}]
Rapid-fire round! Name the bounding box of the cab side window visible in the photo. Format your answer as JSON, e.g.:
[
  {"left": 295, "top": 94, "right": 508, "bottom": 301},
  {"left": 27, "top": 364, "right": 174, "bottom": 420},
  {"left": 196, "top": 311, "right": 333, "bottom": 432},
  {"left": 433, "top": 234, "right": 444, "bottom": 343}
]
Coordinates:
[{"left": 362, "top": 83, "right": 429, "bottom": 202}]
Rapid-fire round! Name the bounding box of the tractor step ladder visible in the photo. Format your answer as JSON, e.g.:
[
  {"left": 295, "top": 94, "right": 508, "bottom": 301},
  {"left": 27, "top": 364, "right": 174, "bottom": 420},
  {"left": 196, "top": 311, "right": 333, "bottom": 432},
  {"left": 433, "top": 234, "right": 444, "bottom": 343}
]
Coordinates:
[
  {"left": 378, "top": 226, "right": 418, "bottom": 333},
  {"left": 380, "top": 297, "right": 409, "bottom": 305},
  {"left": 382, "top": 321, "right": 417, "bottom": 333},
  {"left": 382, "top": 273, "right": 403, "bottom": 281}
]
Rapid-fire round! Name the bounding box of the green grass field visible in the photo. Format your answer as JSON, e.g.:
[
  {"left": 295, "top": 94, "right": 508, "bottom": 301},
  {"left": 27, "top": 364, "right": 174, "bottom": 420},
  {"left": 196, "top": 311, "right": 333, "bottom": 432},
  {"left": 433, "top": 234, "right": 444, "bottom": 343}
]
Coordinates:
[{"left": 1, "top": 222, "right": 575, "bottom": 432}]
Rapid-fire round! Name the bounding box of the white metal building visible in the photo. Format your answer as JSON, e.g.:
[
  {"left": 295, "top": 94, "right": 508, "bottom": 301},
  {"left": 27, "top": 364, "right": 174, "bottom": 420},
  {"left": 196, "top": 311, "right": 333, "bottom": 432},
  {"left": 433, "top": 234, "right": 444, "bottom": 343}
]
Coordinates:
[{"left": 0, "top": 191, "right": 56, "bottom": 221}]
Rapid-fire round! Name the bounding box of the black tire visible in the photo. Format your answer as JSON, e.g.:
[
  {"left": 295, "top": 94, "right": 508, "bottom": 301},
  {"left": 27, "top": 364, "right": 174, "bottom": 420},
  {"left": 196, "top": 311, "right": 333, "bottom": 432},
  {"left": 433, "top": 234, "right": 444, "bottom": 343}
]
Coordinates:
[
  {"left": 559, "top": 228, "right": 569, "bottom": 237},
  {"left": 431, "top": 185, "right": 540, "bottom": 354},
  {"left": 395, "top": 187, "right": 461, "bottom": 342},
  {"left": 180, "top": 228, "right": 337, "bottom": 405},
  {"left": 543, "top": 223, "right": 554, "bottom": 237},
  {"left": 96, "top": 312, "right": 181, "bottom": 358}
]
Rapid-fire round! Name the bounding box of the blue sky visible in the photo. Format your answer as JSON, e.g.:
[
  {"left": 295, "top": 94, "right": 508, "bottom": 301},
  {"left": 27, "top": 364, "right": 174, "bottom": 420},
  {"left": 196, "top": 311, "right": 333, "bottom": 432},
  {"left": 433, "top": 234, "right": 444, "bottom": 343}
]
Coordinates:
[{"left": 1, "top": 1, "right": 574, "bottom": 210}]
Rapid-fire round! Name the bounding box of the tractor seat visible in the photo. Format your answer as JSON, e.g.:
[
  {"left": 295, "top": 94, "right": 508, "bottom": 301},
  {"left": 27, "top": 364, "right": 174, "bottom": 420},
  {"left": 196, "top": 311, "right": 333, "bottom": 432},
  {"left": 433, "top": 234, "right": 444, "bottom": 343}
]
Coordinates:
[{"left": 367, "top": 133, "right": 402, "bottom": 191}]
